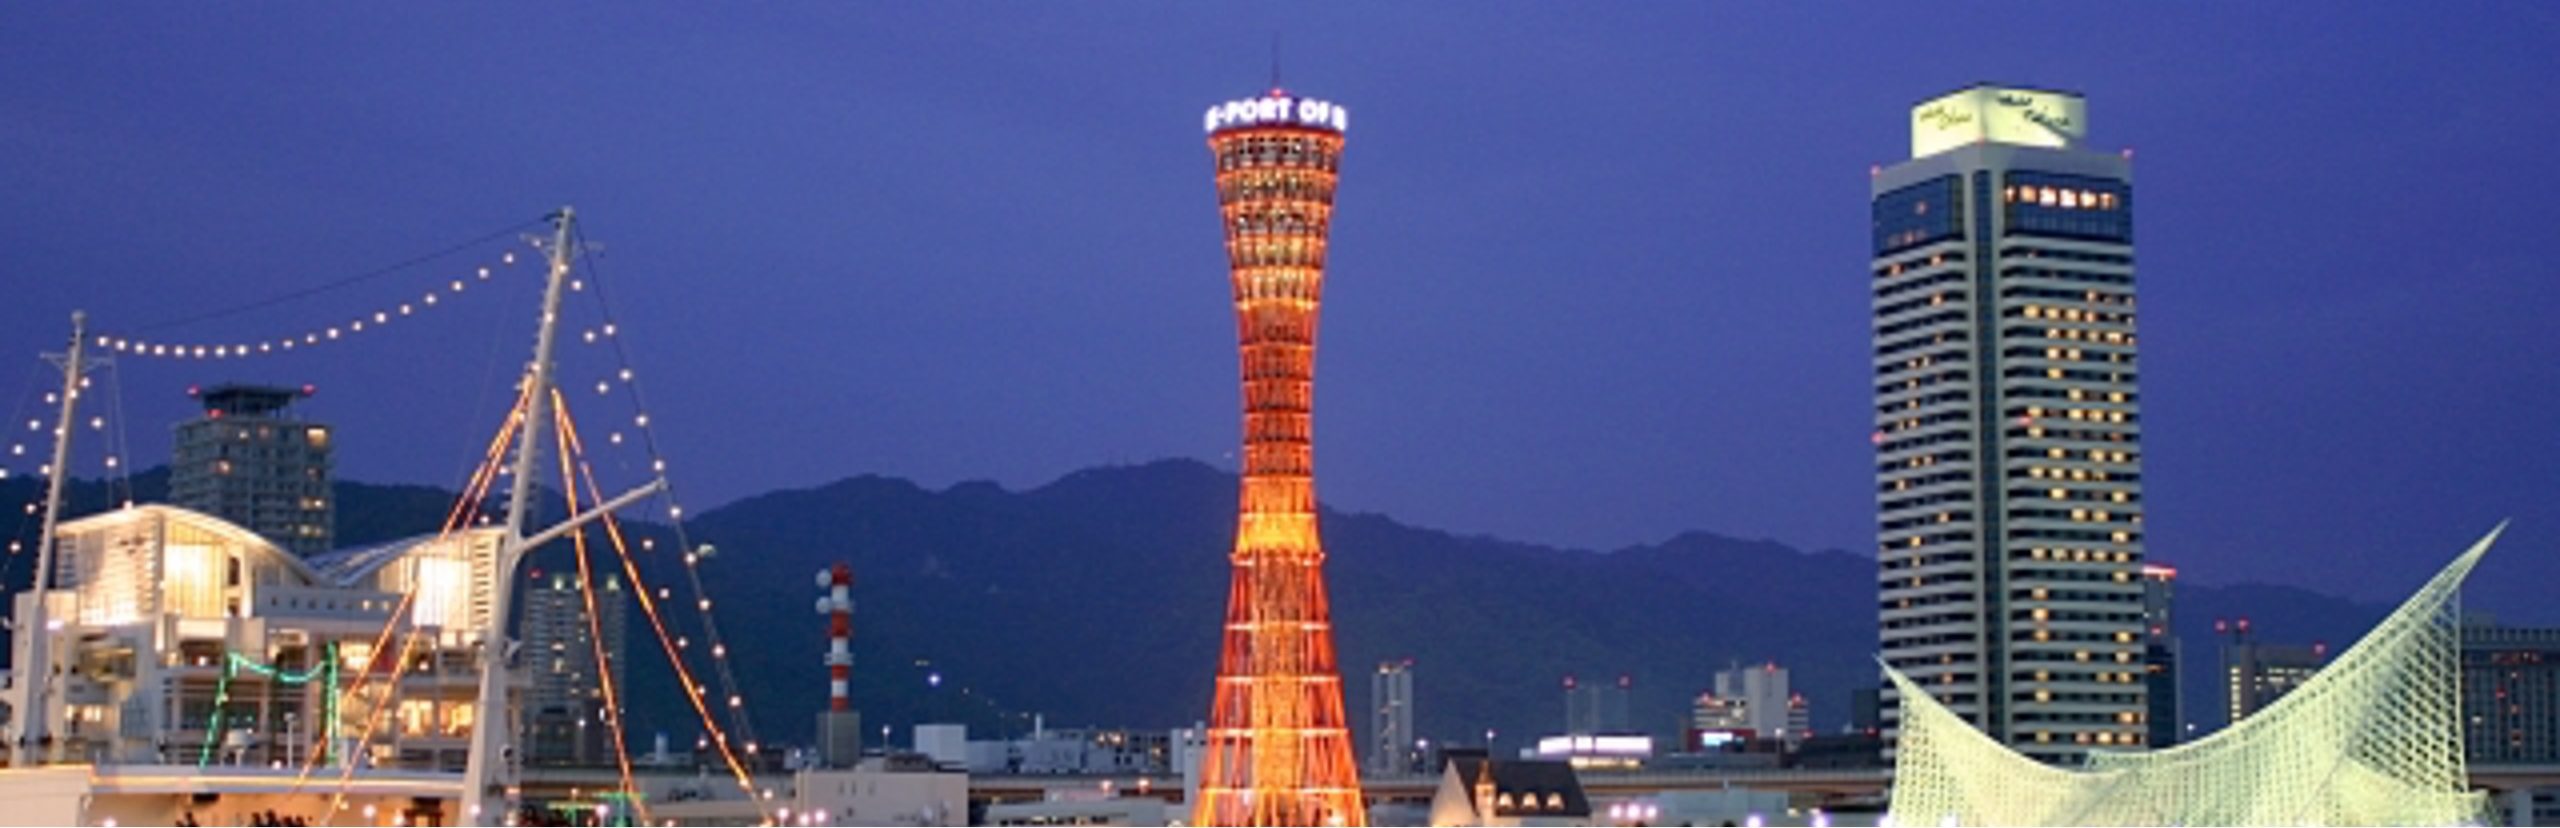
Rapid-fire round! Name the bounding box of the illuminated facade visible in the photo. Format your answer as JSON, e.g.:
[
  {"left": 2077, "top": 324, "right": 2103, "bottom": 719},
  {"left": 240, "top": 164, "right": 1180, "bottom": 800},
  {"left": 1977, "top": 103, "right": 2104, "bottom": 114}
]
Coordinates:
[
  {"left": 1885, "top": 529, "right": 2497, "bottom": 826},
  {"left": 1872, "top": 84, "right": 2147, "bottom": 762},
  {"left": 1, "top": 504, "right": 500, "bottom": 770},
  {"left": 1194, "top": 89, "right": 1365, "bottom": 827}
]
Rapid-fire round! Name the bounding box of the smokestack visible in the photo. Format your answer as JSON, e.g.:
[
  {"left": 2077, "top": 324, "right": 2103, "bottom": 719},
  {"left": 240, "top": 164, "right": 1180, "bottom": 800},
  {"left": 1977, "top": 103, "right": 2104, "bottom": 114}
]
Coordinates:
[{"left": 814, "top": 563, "right": 862, "bottom": 767}]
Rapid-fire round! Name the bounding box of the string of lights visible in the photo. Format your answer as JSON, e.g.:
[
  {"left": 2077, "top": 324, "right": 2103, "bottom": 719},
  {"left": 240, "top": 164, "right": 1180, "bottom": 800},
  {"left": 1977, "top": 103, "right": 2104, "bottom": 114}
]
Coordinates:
[
  {"left": 566, "top": 219, "right": 766, "bottom": 756},
  {"left": 90, "top": 241, "right": 534, "bottom": 362},
  {"left": 556, "top": 393, "right": 769, "bottom": 820},
  {"left": 0, "top": 213, "right": 779, "bottom": 824}
]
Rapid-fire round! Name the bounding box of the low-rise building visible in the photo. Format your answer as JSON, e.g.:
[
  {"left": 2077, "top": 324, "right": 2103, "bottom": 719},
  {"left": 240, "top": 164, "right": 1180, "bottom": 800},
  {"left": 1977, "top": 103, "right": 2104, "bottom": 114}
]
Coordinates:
[
  {"left": 3, "top": 505, "right": 501, "bottom": 771},
  {"left": 1428, "top": 751, "right": 1591, "bottom": 827}
]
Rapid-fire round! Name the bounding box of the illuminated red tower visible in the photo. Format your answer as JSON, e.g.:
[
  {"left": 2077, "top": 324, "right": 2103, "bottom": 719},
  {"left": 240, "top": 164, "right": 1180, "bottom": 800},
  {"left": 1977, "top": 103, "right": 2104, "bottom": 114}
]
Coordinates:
[{"left": 1194, "top": 89, "right": 1365, "bottom": 827}]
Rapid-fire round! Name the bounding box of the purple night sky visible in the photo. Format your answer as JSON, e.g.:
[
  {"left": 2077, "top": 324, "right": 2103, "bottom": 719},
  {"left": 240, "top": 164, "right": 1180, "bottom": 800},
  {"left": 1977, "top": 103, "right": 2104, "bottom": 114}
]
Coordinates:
[{"left": 3, "top": 5, "right": 2555, "bottom": 614}]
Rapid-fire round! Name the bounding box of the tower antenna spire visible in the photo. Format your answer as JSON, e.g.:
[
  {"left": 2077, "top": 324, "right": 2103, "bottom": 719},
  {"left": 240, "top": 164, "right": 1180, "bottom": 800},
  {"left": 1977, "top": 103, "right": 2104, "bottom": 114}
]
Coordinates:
[{"left": 1270, "top": 32, "right": 1283, "bottom": 92}]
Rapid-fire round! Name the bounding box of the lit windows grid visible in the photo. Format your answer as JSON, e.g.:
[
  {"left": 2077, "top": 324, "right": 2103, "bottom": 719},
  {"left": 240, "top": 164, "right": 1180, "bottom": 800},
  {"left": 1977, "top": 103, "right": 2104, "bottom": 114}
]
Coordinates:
[
  {"left": 1875, "top": 161, "right": 2148, "bottom": 759},
  {"left": 1992, "top": 231, "right": 2146, "bottom": 749}
]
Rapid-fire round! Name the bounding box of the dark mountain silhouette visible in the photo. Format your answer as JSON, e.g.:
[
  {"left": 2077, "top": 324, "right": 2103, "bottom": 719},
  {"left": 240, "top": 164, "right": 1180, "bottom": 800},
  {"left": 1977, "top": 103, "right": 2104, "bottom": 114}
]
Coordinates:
[
  {"left": 668, "top": 458, "right": 2394, "bottom": 749},
  {"left": 1, "top": 460, "right": 2396, "bottom": 755}
]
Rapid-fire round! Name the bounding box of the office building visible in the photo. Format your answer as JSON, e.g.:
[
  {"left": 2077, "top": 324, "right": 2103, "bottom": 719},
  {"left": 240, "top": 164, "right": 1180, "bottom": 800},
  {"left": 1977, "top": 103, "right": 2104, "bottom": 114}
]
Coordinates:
[
  {"left": 1371, "top": 660, "right": 1417, "bottom": 775},
  {"left": 522, "top": 568, "right": 629, "bottom": 765},
  {"left": 2140, "top": 563, "right": 2182, "bottom": 746},
  {"left": 170, "top": 384, "right": 334, "bottom": 557},
  {"left": 1564, "top": 674, "right": 1632, "bottom": 735},
  {"left": 1872, "top": 84, "right": 2149, "bottom": 763},
  {"left": 2223, "top": 641, "right": 2324, "bottom": 724},
  {"left": 2460, "top": 620, "right": 2560, "bottom": 764},
  {"left": 1692, "top": 663, "right": 1809, "bottom": 748}
]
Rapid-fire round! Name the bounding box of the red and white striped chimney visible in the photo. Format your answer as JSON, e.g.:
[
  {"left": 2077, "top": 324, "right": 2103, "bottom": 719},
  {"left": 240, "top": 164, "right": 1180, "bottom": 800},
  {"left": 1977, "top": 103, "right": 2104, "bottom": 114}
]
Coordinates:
[{"left": 815, "top": 563, "right": 855, "bottom": 711}]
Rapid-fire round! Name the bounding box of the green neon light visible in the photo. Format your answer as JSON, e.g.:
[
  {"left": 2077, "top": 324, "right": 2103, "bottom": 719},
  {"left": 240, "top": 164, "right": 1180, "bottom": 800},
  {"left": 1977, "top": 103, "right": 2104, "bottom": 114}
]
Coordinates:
[{"left": 196, "top": 643, "right": 345, "bottom": 770}]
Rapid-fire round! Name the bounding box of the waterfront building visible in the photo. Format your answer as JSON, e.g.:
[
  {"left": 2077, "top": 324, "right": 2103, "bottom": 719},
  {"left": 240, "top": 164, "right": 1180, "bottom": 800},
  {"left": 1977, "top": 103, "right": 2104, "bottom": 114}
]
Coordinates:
[
  {"left": 965, "top": 727, "right": 1178, "bottom": 775},
  {"left": 790, "top": 753, "right": 966, "bottom": 827},
  {"left": 1193, "top": 87, "right": 1365, "bottom": 827},
  {"left": 1, "top": 505, "right": 497, "bottom": 774},
  {"left": 1885, "top": 530, "right": 2497, "bottom": 826},
  {"left": 1872, "top": 84, "right": 2148, "bottom": 762},
  {"left": 170, "top": 384, "right": 334, "bottom": 557}
]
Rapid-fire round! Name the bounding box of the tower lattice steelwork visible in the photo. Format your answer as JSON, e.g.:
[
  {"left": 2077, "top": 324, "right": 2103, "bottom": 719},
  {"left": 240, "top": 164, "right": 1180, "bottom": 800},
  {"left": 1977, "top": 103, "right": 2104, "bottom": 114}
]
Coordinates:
[{"left": 1194, "top": 89, "right": 1365, "bottom": 827}]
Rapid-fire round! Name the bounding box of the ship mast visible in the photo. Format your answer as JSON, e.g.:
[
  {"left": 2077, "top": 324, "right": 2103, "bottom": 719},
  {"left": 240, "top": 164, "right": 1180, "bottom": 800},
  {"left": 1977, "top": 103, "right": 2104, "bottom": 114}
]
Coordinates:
[
  {"left": 14, "top": 311, "right": 91, "bottom": 764},
  {"left": 462, "top": 207, "right": 575, "bottom": 825}
]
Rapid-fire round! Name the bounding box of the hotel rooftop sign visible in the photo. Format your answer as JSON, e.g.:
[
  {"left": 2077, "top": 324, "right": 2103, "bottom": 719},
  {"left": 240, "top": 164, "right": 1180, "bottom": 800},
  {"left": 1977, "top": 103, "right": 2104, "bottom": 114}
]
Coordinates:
[{"left": 1911, "top": 85, "right": 2086, "bottom": 158}]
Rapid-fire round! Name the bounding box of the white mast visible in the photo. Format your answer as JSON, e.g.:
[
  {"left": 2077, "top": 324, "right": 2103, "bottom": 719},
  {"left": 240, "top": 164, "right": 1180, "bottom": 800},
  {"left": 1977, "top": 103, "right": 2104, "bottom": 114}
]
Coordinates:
[
  {"left": 14, "top": 311, "right": 88, "bottom": 763},
  {"left": 462, "top": 207, "right": 575, "bottom": 825}
]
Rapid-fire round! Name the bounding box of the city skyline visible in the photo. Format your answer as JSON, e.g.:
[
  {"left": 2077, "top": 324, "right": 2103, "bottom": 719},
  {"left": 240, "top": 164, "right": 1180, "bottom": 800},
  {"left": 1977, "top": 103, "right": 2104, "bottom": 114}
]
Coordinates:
[{"left": 2, "top": 5, "right": 2555, "bottom": 618}]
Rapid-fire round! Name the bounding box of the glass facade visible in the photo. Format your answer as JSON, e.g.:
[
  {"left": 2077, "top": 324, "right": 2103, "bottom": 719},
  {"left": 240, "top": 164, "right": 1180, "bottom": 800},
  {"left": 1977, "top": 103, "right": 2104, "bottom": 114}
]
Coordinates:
[
  {"left": 2002, "top": 171, "right": 2133, "bottom": 243},
  {"left": 1873, "top": 175, "right": 1964, "bottom": 255}
]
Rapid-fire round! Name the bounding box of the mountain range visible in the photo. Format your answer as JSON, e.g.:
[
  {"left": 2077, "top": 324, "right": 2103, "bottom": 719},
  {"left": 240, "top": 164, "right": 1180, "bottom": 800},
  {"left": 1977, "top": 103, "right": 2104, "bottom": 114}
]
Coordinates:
[{"left": 0, "top": 460, "right": 2396, "bottom": 755}]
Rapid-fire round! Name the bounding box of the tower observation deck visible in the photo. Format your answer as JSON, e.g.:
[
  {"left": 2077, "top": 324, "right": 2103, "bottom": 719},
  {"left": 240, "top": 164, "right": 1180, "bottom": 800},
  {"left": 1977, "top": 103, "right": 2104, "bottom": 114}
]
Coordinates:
[{"left": 1193, "top": 89, "right": 1366, "bottom": 827}]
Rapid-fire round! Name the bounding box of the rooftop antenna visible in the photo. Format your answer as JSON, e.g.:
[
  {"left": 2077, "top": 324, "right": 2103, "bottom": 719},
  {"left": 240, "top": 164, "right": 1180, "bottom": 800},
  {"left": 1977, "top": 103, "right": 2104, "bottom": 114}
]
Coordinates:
[{"left": 1270, "top": 31, "right": 1283, "bottom": 93}]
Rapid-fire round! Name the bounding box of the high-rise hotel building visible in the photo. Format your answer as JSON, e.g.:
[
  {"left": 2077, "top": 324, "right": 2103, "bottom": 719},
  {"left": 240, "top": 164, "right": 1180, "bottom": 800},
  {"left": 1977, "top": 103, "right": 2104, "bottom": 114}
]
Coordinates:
[{"left": 1872, "top": 85, "right": 2147, "bottom": 763}]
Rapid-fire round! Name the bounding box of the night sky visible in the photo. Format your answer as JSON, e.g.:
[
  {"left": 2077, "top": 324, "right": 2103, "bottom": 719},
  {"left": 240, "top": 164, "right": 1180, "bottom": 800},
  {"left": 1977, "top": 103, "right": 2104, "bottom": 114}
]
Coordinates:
[{"left": 3, "top": 6, "right": 2555, "bottom": 615}]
